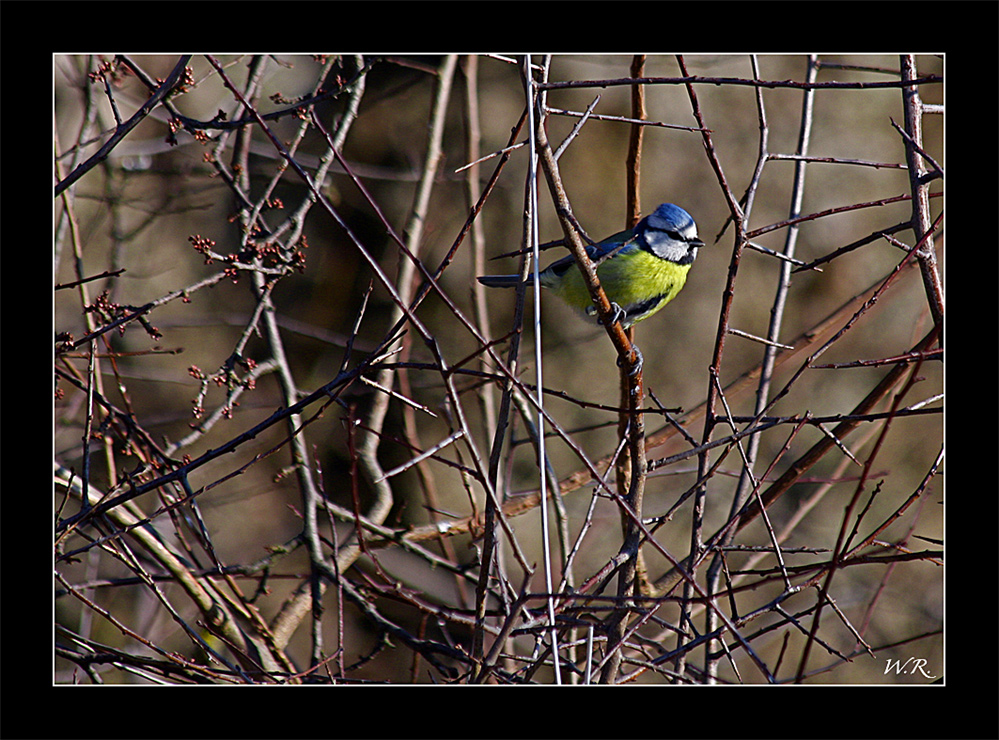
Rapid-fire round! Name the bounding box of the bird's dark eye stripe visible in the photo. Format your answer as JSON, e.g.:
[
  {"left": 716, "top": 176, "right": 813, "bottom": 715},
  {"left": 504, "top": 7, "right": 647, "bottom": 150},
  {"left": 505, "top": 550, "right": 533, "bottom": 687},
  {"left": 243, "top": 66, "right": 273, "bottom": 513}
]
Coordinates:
[{"left": 650, "top": 226, "right": 686, "bottom": 240}]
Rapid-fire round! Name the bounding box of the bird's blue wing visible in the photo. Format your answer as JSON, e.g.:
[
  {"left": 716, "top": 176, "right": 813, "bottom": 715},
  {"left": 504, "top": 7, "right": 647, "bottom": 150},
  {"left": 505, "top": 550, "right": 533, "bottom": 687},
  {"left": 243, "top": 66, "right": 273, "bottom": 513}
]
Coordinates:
[{"left": 543, "top": 227, "right": 639, "bottom": 278}]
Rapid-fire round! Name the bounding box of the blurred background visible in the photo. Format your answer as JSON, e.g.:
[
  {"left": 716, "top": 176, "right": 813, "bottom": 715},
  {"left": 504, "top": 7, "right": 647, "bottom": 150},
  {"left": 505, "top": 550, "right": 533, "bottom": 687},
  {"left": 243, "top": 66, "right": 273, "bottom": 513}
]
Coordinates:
[{"left": 55, "top": 54, "right": 942, "bottom": 684}]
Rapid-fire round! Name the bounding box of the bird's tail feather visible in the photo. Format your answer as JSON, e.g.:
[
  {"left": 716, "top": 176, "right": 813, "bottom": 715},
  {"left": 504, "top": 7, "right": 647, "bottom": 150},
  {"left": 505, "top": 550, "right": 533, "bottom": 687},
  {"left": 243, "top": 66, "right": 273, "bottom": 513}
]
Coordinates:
[{"left": 477, "top": 275, "right": 527, "bottom": 288}]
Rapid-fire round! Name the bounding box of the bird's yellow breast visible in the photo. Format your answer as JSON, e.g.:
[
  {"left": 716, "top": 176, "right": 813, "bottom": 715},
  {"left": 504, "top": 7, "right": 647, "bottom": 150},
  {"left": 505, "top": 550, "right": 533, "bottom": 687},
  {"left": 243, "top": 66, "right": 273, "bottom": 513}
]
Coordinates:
[{"left": 546, "top": 248, "right": 691, "bottom": 325}]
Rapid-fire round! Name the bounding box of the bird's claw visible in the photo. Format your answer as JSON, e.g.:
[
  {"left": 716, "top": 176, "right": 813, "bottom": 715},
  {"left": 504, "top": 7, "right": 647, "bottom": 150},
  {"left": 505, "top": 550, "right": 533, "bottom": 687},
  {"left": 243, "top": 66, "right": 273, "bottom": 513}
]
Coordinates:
[
  {"left": 617, "top": 344, "right": 644, "bottom": 377},
  {"left": 598, "top": 302, "right": 628, "bottom": 327}
]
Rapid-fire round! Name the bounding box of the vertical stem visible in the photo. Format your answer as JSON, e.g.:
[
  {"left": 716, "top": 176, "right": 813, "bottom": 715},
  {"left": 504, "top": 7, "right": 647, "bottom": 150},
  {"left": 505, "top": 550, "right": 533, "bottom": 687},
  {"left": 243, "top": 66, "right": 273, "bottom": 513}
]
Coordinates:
[
  {"left": 356, "top": 54, "right": 458, "bottom": 528},
  {"left": 704, "top": 54, "right": 818, "bottom": 681},
  {"left": 899, "top": 55, "right": 944, "bottom": 338},
  {"left": 625, "top": 54, "right": 646, "bottom": 226},
  {"left": 526, "top": 55, "right": 563, "bottom": 685},
  {"left": 604, "top": 54, "right": 652, "bottom": 683}
]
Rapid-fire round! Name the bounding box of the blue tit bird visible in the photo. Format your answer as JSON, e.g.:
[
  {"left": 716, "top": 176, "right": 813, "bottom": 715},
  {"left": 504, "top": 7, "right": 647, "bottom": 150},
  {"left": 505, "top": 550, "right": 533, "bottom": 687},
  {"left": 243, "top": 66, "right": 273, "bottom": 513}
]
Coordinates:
[{"left": 477, "top": 203, "right": 705, "bottom": 329}]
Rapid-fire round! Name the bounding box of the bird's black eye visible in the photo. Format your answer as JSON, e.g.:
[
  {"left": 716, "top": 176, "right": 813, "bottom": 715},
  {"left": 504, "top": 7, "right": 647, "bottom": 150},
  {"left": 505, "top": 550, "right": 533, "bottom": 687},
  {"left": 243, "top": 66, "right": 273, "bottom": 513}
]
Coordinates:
[{"left": 666, "top": 230, "right": 681, "bottom": 240}]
